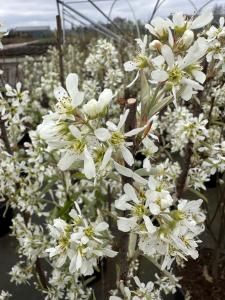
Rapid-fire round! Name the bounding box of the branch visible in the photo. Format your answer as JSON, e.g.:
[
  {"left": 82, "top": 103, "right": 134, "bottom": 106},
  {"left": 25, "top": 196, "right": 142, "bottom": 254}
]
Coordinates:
[
  {"left": 176, "top": 141, "right": 193, "bottom": 199},
  {"left": 119, "top": 98, "right": 137, "bottom": 283}
]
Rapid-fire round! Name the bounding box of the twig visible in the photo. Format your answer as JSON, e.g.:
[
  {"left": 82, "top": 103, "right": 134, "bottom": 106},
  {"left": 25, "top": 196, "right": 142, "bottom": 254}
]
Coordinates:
[{"left": 176, "top": 141, "right": 193, "bottom": 199}]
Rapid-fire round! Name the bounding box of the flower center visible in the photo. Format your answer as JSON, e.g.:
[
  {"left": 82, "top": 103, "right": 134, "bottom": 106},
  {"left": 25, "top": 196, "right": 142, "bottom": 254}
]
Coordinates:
[
  {"left": 134, "top": 204, "right": 145, "bottom": 217},
  {"left": 135, "top": 55, "right": 149, "bottom": 69},
  {"left": 73, "top": 138, "right": 85, "bottom": 154},
  {"left": 94, "top": 147, "right": 106, "bottom": 163},
  {"left": 59, "top": 235, "right": 69, "bottom": 251},
  {"left": 55, "top": 97, "right": 74, "bottom": 114},
  {"left": 110, "top": 131, "right": 125, "bottom": 145},
  {"left": 84, "top": 226, "right": 94, "bottom": 238},
  {"left": 168, "top": 67, "right": 183, "bottom": 84}
]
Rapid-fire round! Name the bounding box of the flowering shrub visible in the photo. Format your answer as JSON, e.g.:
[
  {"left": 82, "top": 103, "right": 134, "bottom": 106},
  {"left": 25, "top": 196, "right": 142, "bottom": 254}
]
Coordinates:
[{"left": 0, "top": 11, "right": 225, "bottom": 300}]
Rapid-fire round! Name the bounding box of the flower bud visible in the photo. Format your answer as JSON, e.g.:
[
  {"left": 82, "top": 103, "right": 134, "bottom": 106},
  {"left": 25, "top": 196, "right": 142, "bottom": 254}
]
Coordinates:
[
  {"left": 83, "top": 99, "right": 98, "bottom": 118},
  {"left": 182, "top": 30, "right": 194, "bottom": 47},
  {"left": 149, "top": 40, "right": 162, "bottom": 51}
]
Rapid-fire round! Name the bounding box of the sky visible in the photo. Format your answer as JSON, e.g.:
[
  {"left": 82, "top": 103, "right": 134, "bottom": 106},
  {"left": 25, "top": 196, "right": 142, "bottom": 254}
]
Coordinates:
[{"left": 0, "top": 0, "right": 225, "bottom": 30}]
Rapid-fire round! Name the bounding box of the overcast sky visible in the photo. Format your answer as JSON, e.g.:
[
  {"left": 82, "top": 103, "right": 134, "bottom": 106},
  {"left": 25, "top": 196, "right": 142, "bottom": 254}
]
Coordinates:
[{"left": 1, "top": 0, "right": 225, "bottom": 29}]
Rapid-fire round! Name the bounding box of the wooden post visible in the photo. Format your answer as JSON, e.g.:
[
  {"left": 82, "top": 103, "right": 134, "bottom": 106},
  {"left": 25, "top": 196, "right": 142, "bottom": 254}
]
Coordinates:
[{"left": 56, "top": 14, "right": 65, "bottom": 88}]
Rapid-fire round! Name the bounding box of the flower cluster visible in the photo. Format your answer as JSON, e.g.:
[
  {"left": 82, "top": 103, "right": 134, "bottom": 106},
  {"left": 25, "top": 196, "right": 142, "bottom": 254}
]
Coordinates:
[
  {"left": 125, "top": 11, "right": 213, "bottom": 102},
  {"left": 116, "top": 177, "right": 205, "bottom": 269},
  {"left": 46, "top": 203, "right": 117, "bottom": 276}
]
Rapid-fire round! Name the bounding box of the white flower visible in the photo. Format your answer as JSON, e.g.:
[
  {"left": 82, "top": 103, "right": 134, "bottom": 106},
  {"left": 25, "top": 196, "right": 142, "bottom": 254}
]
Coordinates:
[
  {"left": 54, "top": 73, "right": 84, "bottom": 117},
  {"left": 37, "top": 113, "right": 70, "bottom": 150},
  {"left": 115, "top": 183, "right": 156, "bottom": 233},
  {"left": 207, "top": 17, "right": 225, "bottom": 41},
  {"left": 145, "top": 17, "right": 171, "bottom": 40},
  {"left": 151, "top": 38, "right": 208, "bottom": 100},
  {"left": 83, "top": 88, "right": 113, "bottom": 118},
  {"left": 57, "top": 125, "right": 96, "bottom": 179},
  {"left": 146, "top": 177, "right": 173, "bottom": 215},
  {"left": 46, "top": 205, "right": 117, "bottom": 276},
  {"left": 141, "top": 137, "right": 158, "bottom": 172},
  {"left": 124, "top": 36, "right": 148, "bottom": 87},
  {"left": 46, "top": 218, "right": 70, "bottom": 268},
  {"left": 166, "top": 11, "right": 213, "bottom": 33},
  {"left": 95, "top": 109, "right": 144, "bottom": 167}
]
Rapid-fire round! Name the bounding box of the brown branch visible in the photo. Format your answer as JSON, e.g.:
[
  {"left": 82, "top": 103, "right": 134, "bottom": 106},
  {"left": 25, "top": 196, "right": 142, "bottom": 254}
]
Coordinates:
[
  {"left": 119, "top": 98, "right": 137, "bottom": 283},
  {"left": 176, "top": 141, "right": 193, "bottom": 199}
]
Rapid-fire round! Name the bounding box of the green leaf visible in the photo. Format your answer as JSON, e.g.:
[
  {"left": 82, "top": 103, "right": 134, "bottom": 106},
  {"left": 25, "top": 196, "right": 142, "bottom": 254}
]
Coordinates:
[
  {"left": 187, "top": 187, "right": 208, "bottom": 203},
  {"left": 135, "top": 167, "right": 158, "bottom": 177},
  {"left": 140, "top": 71, "right": 151, "bottom": 124},
  {"left": 149, "top": 95, "right": 173, "bottom": 118}
]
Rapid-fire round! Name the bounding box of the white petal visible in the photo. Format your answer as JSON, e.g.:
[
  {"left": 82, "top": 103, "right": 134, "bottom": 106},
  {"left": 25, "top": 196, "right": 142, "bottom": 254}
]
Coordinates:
[
  {"left": 121, "top": 145, "right": 134, "bottom": 166},
  {"left": 113, "top": 161, "right": 133, "bottom": 177},
  {"left": 69, "top": 125, "right": 82, "bottom": 139},
  {"left": 124, "top": 61, "right": 137, "bottom": 72},
  {"left": 76, "top": 252, "right": 82, "bottom": 270},
  {"left": 192, "top": 70, "right": 206, "bottom": 84},
  {"left": 125, "top": 126, "right": 145, "bottom": 137},
  {"left": 94, "top": 128, "right": 111, "bottom": 141},
  {"left": 133, "top": 276, "right": 141, "bottom": 287},
  {"left": 54, "top": 86, "right": 68, "bottom": 101},
  {"left": 149, "top": 203, "right": 161, "bottom": 215},
  {"left": 117, "top": 217, "right": 136, "bottom": 232},
  {"left": 66, "top": 73, "right": 78, "bottom": 95},
  {"left": 16, "top": 82, "right": 22, "bottom": 93},
  {"left": 161, "top": 45, "right": 174, "bottom": 68},
  {"left": 71, "top": 91, "right": 84, "bottom": 108},
  {"left": 95, "top": 222, "right": 109, "bottom": 232},
  {"left": 173, "top": 12, "right": 185, "bottom": 26},
  {"left": 181, "top": 85, "right": 193, "bottom": 101},
  {"left": 132, "top": 172, "right": 148, "bottom": 185},
  {"left": 83, "top": 147, "right": 96, "bottom": 179},
  {"left": 118, "top": 109, "right": 129, "bottom": 129},
  {"left": 103, "top": 248, "right": 117, "bottom": 258},
  {"left": 190, "top": 10, "right": 213, "bottom": 29},
  {"left": 143, "top": 158, "right": 151, "bottom": 172},
  {"left": 98, "top": 89, "right": 113, "bottom": 109},
  {"left": 100, "top": 147, "right": 112, "bottom": 170},
  {"left": 143, "top": 215, "right": 156, "bottom": 233},
  {"left": 124, "top": 183, "right": 139, "bottom": 203},
  {"left": 115, "top": 195, "right": 132, "bottom": 210},
  {"left": 106, "top": 121, "right": 118, "bottom": 131},
  {"left": 219, "top": 17, "right": 224, "bottom": 27},
  {"left": 151, "top": 70, "right": 168, "bottom": 82},
  {"left": 127, "top": 70, "right": 140, "bottom": 88},
  {"left": 58, "top": 152, "right": 77, "bottom": 171}
]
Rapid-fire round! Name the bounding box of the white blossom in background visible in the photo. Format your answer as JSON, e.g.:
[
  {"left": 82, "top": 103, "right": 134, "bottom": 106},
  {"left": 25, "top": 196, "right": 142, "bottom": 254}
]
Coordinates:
[
  {"left": 109, "top": 276, "right": 161, "bottom": 300},
  {"left": 0, "top": 291, "right": 12, "bottom": 300}
]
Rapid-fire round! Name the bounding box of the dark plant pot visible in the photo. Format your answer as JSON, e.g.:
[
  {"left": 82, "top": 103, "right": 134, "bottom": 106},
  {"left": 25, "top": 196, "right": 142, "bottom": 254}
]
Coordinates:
[{"left": 0, "top": 203, "right": 13, "bottom": 237}]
